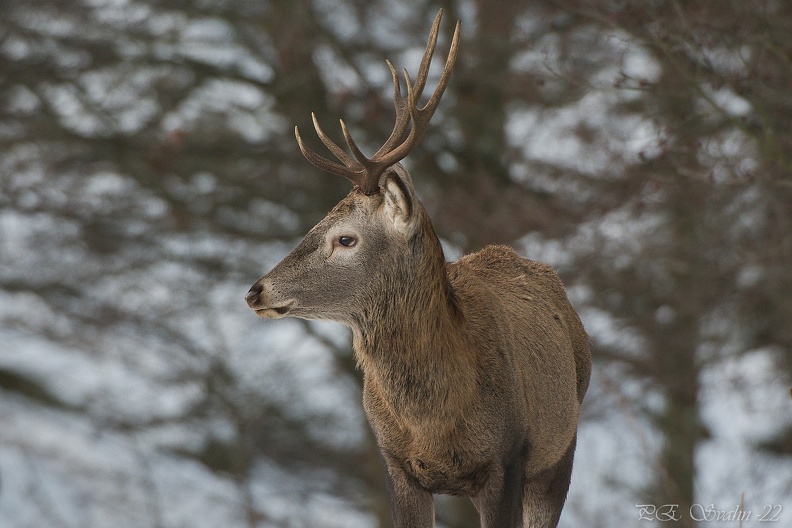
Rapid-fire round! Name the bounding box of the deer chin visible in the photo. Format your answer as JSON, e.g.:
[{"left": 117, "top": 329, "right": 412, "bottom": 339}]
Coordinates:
[{"left": 255, "top": 301, "right": 295, "bottom": 319}]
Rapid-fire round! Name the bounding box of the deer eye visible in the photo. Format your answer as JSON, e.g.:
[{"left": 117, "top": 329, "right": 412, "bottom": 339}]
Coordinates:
[{"left": 338, "top": 236, "right": 357, "bottom": 247}]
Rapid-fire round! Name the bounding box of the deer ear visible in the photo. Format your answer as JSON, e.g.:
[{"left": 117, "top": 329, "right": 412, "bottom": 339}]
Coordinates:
[{"left": 381, "top": 165, "right": 419, "bottom": 239}]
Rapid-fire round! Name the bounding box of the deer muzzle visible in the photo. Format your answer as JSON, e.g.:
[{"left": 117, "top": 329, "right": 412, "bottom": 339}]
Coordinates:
[{"left": 245, "top": 281, "right": 295, "bottom": 318}]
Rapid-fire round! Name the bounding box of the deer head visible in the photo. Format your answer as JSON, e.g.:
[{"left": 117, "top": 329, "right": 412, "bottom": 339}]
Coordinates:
[{"left": 246, "top": 10, "right": 460, "bottom": 326}]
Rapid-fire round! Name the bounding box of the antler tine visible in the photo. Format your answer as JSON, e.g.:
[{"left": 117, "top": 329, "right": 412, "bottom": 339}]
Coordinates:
[
  {"left": 311, "top": 113, "right": 357, "bottom": 169},
  {"left": 411, "top": 9, "right": 443, "bottom": 103},
  {"left": 295, "top": 115, "right": 363, "bottom": 185},
  {"left": 408, "top": 19, "right": 460, "bottom": 129},
  {"left": 371, "top": 60, "right": 411, "bottom": 160},
  {"left": 339, "top": 118, "right": 374, "bottom": 169}
]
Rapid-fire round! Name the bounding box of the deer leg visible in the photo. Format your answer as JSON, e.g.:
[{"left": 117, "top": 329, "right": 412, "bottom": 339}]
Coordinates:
[
  {"left": 522, "top": 435, "right": 576, "bottom": 528},
  {"left": 384, "top": 460, "right": 434, "bottom": 528},
  {"left": 471, "top": 452, "right": 526, "bottom": 528}
]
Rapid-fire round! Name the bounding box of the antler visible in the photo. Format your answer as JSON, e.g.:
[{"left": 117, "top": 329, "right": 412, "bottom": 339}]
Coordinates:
[{"left": 294, "top": 9, "right": 460, "bottom": 195}]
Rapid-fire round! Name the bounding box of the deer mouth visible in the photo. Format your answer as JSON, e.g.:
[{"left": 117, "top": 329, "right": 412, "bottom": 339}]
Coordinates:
[{"left": 255, "top": 301, "right": 295, "bottom": 319}]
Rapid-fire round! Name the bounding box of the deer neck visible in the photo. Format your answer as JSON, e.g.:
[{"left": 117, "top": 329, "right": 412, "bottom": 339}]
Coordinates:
[
  {"left": 351, "top": 217, "right": 464, "bottom": 373},
  {"left": 350, "top": 220, "right": 479, "bottom": 426}
]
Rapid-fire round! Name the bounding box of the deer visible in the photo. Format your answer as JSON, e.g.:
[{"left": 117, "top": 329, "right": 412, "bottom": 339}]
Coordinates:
[{"left": 246, "top": 10, "right": 590, "bottom": 528}]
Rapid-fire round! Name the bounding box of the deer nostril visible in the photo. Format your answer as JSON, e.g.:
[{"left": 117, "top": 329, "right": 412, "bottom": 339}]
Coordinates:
[{"left": 245, "top": 283, "right": 263, "bottom": 307}]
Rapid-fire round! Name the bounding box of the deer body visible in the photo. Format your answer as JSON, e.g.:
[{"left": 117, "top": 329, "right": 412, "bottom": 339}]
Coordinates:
[
  {"left": 246, "top": 11, "right": 590, "bottom": 527},
  {"left": 360, "top": 214, "right": 589, "bottom": 527}
]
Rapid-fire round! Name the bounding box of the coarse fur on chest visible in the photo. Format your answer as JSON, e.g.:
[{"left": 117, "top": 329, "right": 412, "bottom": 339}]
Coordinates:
[{"left": 355, "top": 243, "right": 586, "bottom": 498}]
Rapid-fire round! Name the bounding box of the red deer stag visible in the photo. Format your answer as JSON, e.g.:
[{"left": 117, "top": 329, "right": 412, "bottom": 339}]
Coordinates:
[{"left": 246, "top": 10, "right": 590, "bottom": 528}]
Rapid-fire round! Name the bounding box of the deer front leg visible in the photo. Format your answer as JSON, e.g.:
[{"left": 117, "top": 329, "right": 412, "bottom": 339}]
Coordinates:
[
  {"left": 384, "top": 458, "right": 434, "bottom": 527},
  {"left": 471, "top": 454, "right": 526, "bottom": 528}
]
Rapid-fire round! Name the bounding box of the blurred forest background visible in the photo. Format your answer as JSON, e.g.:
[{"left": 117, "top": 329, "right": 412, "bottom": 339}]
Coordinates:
[{"left": 1, "top": 0, "right": 791, "bottom": 527}]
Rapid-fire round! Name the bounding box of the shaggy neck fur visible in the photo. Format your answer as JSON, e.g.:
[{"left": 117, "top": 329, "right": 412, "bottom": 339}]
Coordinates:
[{"left": 351, "top": 207, "right": 477, "bottom": 422}]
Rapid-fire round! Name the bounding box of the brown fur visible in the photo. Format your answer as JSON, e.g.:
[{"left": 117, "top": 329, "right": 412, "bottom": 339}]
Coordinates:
[{"left": 247, "top": 165, "right": 591, "bottom": 527}]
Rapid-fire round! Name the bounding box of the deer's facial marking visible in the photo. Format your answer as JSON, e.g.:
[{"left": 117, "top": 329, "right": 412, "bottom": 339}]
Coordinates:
[{"left": 320, "top": 206, "right": 367, "bottom": 261}]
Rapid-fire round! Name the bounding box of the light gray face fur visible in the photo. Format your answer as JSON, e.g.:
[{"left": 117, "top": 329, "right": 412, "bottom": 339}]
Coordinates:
[{"left": 246, "top": 168, "right": 418, "bottom": 325}]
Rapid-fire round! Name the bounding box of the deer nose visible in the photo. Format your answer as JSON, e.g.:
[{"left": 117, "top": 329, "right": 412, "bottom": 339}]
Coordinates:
[{"left": 245, "top": 283, "right": 263, "bottom": 307}]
